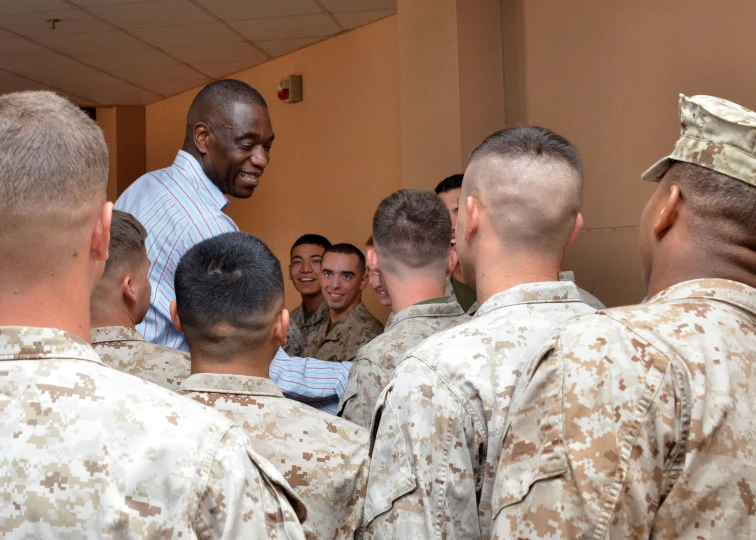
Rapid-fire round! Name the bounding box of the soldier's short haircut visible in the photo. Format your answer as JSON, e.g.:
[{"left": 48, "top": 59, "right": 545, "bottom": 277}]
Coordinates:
[
  {"left": 103, "top": 211, "right": 148, "bottom": 277},
  {"left": 0, "top": 91, "right": 108, "bottom": 223},
  {"left": 187, "top": 79, "right": 267, "bottom": 126},
  {"left": 323, "top": 244, "right": 366, "bottom": 274},
  {"left": 666, "top": 161, "right": 756, "bottom": 250},
  {"left": 290, "top": 234, "right": 331, "bottom": 255},
  {"left": 372, "top": 189, "right": 451, "bottom": 270},
  {"left": 434, "top": 174, "right": 464, "bottom": 195},
  {"left": 175, "top": 232, "right": 284, "bottom": 354},
  {"left": 465, "top": 126, "right": 583, "bottom": 254}
]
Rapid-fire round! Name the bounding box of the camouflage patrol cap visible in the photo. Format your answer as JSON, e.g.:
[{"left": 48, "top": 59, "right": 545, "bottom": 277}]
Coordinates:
[{"left": 642, "top": 94, "right": 756, "bottom": 187}]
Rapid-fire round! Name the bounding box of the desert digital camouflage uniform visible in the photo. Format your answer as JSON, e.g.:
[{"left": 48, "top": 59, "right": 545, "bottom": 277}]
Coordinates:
[
  {"left": 337, "top": 300, "right": 469, "bottom": 428},
  {"left": 290, "top": 301, "right": 329, "bottom": 343},
  {"left": 284, "top": 320, "right": 305, "bottom": 357},
  {"left": 179, "top": 372, "right": 370, "bottom": 540},
  {"left": 303, "top": 302, "right": 383, "bottom": 362},
  {"left": 558, "top": 270, "right": 606, "bottom": 309},
  {"left": 0, "top": 326, "right": 307, "bottom": 539},
  {"left": 492, "top": 279, "right": 756, "bottom": 539},
  {"left": 91, "top": 325, "right": 190, "bottom": 390},
  {"left": 363, "top": 282, "right": 594, "bottom": 539},
  {"left": 492, "top": 94, "right": 756, "bottom": 539}
]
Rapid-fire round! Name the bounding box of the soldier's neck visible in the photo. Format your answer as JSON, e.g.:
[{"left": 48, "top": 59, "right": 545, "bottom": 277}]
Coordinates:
[
  {"left": 473, "top": 252, "right": 560, "bottom": 306},
  {"left": 647, "top": 251, "right": 756, "bottom": 299},
  {"left": 90, "top": 306, "right": 137, "bottom": 331},
  {"left": 189, "top": 351, "right": 273, "bottom": 379},
  {"left": 330, "top": 298, "right": 360, "bottom": 324},
  {"left": 383, "top": 272, "right": 446, "bottom": 313},
  {"left": 452, "top": 264, "right": 466, "bottom": 284},
  {"left": 302, "top": 293, "right": 324, "bottom": 313}
]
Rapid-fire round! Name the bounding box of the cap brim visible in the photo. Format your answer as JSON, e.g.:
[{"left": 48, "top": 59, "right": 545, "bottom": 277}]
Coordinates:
[{"left": 641, "top": 156, "right": 673, "bottom": 182}]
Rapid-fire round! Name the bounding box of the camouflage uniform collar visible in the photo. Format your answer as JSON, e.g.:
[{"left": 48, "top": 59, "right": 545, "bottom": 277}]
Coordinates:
[
  {"left": 179, "top": 372, "right": 284, "bottom": 398},
  {"left": 475, "top": 281, "right": 584, "bottom": 318},
  {"left": 386, "top": 301, "right": 466, "bottom": 332},
  {"left": 90, "top": 326, "right": 145, "bottom": 344},
  {"left": 648, "top": 278, "right": 756, "bottom": 315},
  {"left": 0, "top": 326, "right": 103, "bottom": 365},
  {"left": 325, "top": 302, "right": 368, "bottom": 341}
]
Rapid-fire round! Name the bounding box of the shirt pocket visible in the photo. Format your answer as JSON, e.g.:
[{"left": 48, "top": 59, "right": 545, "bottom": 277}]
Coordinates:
[{"left": 363, "top": 393, "right": 417, "bottom": 525}]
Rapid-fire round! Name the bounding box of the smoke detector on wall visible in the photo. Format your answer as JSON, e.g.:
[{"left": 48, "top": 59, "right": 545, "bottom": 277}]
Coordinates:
[{"left": 277, "top": 75, "right": 302, "bottom": 103}]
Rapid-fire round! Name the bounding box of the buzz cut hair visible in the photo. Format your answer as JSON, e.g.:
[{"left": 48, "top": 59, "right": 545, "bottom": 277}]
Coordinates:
[
  {"left": 372, "top": 189, "right": 451, "bottom": 270},
  {"left": 434, "top": 174, "right": 464, "bottom": 195},
  {"left": 290, "top": 234, "right": 331, "bottom": 256},
  {"left": 175, "top": 232, "right": 284, "bottom": 356},
  {"left": 323, "top": 243, "right": 366, "bottom": 274},
  {"left": 187, "top": 79, "right": 267, "bottom": 126},
  {"left": 103, "top": 211, "right": 148, "bottom": 276}
]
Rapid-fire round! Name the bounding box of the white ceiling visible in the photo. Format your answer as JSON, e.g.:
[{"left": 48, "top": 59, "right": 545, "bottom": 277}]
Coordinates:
[{"left": 0, "top": 0, "right": 396, "bottom": 106}]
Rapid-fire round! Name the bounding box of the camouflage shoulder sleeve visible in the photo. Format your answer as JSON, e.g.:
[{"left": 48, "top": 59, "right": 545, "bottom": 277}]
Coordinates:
[
  {"left": 284, "top": 321, "right": 305, "bottom": 357},
  {"left": 196, "top": 425, "right": 307, "bottom": 539},
  {"left": 338, "top": 355, "right": 389, "bottom": 429},
  {"left": 491, "top": 317, "right": 684, "bottom": 539},
  {"left": 362, "top": 358, "right": 484, "bottom": 539}
]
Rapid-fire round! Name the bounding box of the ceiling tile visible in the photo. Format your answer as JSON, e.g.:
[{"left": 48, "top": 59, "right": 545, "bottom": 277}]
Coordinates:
[
  {"left": 69, "top": 0, "right": 157, "bottom": 5},
  {"left": 0, "top": 69, "right": 53, "bottom": 92},
  {"left": 141, "top": 78, "right": 207, "bottom": 97},
  {"left": 86, "top": 0, "right": 213, "bottom": 28},
  {"left": 56, "top": 91, "right": 98, "bottom": 106},
  {"left": 0, "top": 37, "right": 59, "bottom": 59},
  {"left": 0, "top": 8, "right": 112, "bottom": 37},
  {"left": 195, "top": 0, "right": 321, "bottom": 21},
  {"left": 0, "top": 0, "right": 68, "bottom": 15},
  {"left": 333, "top": 8, "right": 393, "bottom": 29},
  {"left": 112, "top": 64, "right": 205, "bottom": 85},
  {"left": 0, "top": 27, "right": 16, "bottom": 39},
  {"left": 319, "top": 0, "right": 396, "bottom": 12},
  {"left": 130, "top": 22, "right": 240, "bottom": 48},
  {"left": 79, "top": 48, "right": 179, "bottom": 71},
  {"left": 255, "top": 36, "right": 322, "bottom": 57},
  {"left": 164, "top": 41, "right": 267, "bottom": 64},
  {"left": 77, "top": 84, "right": 160, "bottom": 105},
  {"left": 35, "top": 29, "right": 149, "bottom": 54},
  {"left": 192, "top": 59, "right": 257, "bottom": 78},
  {"left": 231, "top": 14, "right": 339, "bottom": 41},
  {"left": 32, "top": 68, "right": 123, "bottom": 92},
  {"left": 0, "top": 53, "right": 95, "bottom": 76}
]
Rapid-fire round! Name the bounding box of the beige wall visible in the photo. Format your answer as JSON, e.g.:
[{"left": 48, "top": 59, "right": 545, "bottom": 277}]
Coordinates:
[
  {"left": 97, "top": 105, "right": 146, "bottom": 200},
  {"left": 144, "top": 16, "right": 400, "bottom": 320},
  {"left": 502, "top": 0, "right": 756, "bottom": 307}
]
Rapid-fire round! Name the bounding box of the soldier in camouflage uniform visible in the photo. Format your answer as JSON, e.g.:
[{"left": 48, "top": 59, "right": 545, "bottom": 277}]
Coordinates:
[
  {"left": 286, "top": 234, "right": 332, "bottom": 355},
  {"left": 492, "top": 94, "right": 756, "bottom": 539},
  {"left": 172, "top": 231, "right": 370, "bottom": 539},
  {"left": 363, "top": 127, "right": 594, "bottom": 539},
  {"left": 0, "top": 91, "right": 306, "bottom": 538},
  {"left": 337, "top": 189, "right": 469, "bottom": 428},
  {"left": 90, "top": 210, "right": 190, "bottom": 390},
  {"left": 303, "top": 244, "right": 384, "bottom": 362}
]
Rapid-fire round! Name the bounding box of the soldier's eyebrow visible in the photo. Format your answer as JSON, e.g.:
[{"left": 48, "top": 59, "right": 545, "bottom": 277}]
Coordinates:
[{"left": 341, "top": 271, "right": 355, "bottom": 278}]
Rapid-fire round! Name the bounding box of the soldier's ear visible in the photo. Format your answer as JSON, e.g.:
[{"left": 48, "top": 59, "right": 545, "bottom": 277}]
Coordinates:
[
  {"left": 273, "top": 308, "right": 289, "bottom": 347},
  {"left": 122, "top": 275, "right": 137, "bottom": 304},
  {"left": 170, "top": 300, "right": 183, "bottom": 334},
  {"left": 193, "top": 122, "right": 211, "bottom": 155},
  {"left": 566, "top": 212, "right": 584, "bottom": 248},
  {"left": 447, "top": 246, "right": 458, "bottom": 277},
  {"left": 653, "top": 184, "right": 681, "bottom": 239},
  {"left": 463, "top": 196, "right": 480, "bottom": 243}
]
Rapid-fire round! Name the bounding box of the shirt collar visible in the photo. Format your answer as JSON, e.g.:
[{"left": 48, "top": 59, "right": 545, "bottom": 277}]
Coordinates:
[
  {"left": 174, "top": 150, "right": 229, "bottom": 211},
  {"left": 475, "top": 281, "right": 585, "bottom": 318},
  {"left": 649, "top": 278, "right": 756, "bottom": 316},
  {"left": 386, "top": 301, "right": 466, "bottom": 331},
  {"left": 178, "top": 372, "right": 284, "bottom": 398},
  {"left": 91, "top": 326, "right": 145, "bottom": 344},
  {"left": 0, "top": 326, "right": 104, "bottom": 366}
]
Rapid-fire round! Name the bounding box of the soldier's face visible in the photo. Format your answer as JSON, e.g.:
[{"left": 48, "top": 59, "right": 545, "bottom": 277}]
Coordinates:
[
  {"left": 289, "top": 243, "right": 325, "bottom": 297},
  {"left": 438, "top": 188, "right": 461, "bottom": 244},
  {"left": 320, "top": 252, "right": 367, "bottom": 314}
]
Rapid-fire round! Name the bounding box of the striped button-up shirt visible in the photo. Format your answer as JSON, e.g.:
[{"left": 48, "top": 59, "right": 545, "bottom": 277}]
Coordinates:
[{"left": 115, "top": 150, "right": 349, "bottom": 411}]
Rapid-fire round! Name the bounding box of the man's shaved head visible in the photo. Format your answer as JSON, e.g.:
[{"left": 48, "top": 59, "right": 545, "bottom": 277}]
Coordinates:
[
  {"left": 463, "top": 126, "right": 582, "bottom": 256},
  {"left": 187, "top": 79, "right": 267, "bottom": 126}
]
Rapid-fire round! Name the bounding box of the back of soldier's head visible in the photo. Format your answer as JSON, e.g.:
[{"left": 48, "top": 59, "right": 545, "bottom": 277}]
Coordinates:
[
  {"left": 372, "top": 189, "right": 451, "bottom": 275},
  {"left": 175, "top": 232, "right": 284, "bottom": 358},
  {"left": 0, "top": 91, "right": 109, "bottom": 284},
  {"left": 465, "top": 126, "right": 582, "bottom": 255}
]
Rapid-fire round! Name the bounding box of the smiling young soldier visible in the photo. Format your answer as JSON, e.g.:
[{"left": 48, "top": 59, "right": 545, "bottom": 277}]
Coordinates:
[
  {"left": 285, "top": 234, "right": 331, "bottom": 356},
  {"left": 492, "top": 95, "right": 756, "bottom": 539},
  {"left": 303, "top": 244, "right": 384, "bottom": 362},
  {"left": 173, "top": 232, "right": 369, "bottom": 540}
]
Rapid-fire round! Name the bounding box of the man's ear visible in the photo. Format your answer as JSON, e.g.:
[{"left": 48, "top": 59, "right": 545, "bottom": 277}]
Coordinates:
[
  {"left": 367, "top": 248, "right": 379, "bottom": 272},
  {"left": 170, "top": 300, "right": 183, "bottom": 334},
  {"left": 566, "top": 212, "right": 584, "bottom": 248},
  {"left": 92, "top": 202, "right": 113, "bottom": 263},
  {"left": 462, "top": 196, "right": 480, "bottom": 243},
  {"left": 447, "top": 246, "right": 458, "bottom": 277},
  {"left": 121, "top": 275, "right": 137, "bottom": 304},
  {"left": 653, "top": 184, "right": 681, "bottom": 240},
  {"left": 273, "top": 308, "right": 290, "bottom": 347},
  {"left": 359, "top": 271, "right": 369, "bottom": 291},
  {"left": 193, "top": 122, "right": 211, "bottom": 154}
]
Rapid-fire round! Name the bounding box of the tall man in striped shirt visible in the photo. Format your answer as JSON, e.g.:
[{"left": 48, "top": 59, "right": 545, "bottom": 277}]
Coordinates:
[{"left": 115, "top": 79, "right": 349, "bottom": 411}]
